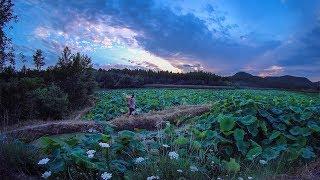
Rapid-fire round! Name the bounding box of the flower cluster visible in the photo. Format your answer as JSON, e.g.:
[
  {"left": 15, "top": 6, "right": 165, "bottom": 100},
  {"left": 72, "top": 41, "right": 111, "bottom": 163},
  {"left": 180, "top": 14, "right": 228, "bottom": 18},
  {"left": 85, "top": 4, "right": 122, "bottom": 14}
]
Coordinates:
[
  {"left": 147, "top": 175, "right": 160, "bottom": 180},
  {"left": 101, "top": 172, "right": 112, "bottom": 180},
  {"left": 41, "top": 171, "right": 51, "bottom": 179},
  {"left": 99, "top": 142, "right": 110, "bottom": 148},
  {"left": 134, "top": 157, "right": 145, "bottom": 164},
  {"left": 86, "top": 150, "right": 96, "bottom": 158},
  {"left": 168, "top": 151, "right": 179, "bottom": 160},
  {"left": 38, "top": 158, "right": 50, "bottom": 165}
]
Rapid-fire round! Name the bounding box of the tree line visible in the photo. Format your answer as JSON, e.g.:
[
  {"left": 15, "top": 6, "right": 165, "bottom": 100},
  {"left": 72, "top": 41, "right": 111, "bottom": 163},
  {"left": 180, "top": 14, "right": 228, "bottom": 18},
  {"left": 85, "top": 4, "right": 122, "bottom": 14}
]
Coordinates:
[{"left": 94, "top": 68, "right": 229, "bottom": 88}]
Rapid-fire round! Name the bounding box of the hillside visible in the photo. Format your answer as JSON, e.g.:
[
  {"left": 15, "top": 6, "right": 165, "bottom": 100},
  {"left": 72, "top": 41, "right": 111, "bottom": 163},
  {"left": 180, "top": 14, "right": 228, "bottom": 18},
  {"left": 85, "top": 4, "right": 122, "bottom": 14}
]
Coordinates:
[{"left": 230, "top": 72, "right": 317, "bottom": 90}]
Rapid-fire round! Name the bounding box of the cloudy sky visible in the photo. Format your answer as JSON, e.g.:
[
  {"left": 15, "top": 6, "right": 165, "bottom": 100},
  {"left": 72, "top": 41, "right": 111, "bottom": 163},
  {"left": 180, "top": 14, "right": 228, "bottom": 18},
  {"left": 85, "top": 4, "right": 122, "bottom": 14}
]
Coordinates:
[{"left": 6, "top": 0, "right": 320, "bottom": 81}]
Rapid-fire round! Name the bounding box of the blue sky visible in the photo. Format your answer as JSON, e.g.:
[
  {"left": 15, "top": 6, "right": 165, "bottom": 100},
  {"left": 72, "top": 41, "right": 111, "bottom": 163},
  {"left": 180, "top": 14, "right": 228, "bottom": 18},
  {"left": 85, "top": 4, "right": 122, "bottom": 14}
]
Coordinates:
[{"left": 6, "top": 0, "right": 320, "bottom": 81}]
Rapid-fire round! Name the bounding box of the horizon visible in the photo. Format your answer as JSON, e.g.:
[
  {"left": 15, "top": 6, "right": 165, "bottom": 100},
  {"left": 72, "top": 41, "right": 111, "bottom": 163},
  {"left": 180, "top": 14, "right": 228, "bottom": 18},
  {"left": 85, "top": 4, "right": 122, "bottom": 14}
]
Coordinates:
[{"left": 6, "top": 0, "right": 320, "bottom": 81}]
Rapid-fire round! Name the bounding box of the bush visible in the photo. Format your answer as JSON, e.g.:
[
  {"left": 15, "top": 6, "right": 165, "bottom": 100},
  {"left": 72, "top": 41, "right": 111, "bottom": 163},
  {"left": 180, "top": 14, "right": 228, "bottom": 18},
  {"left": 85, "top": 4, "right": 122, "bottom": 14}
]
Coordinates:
[{"left": 31, "top": 84, "right": 69, "bottom": 119}]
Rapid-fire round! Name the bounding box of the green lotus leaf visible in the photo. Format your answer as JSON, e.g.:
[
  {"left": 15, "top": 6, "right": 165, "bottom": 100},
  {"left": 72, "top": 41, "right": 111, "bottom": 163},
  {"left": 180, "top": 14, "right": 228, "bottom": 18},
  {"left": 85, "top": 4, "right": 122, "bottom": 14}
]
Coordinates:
[
  {"left": 268, "top": 130, "right": 281, "bottom": 141},
  {"left": 224, "top": 158, "right": 240, "bottom": 172},
  {"left": 307, "top": 121, "right": 320, "bottom": 132},
  {"left": 218, "top": 114, "right": 236, "bottom": 134},
  {"left": 290, "top": 106, "right": 302, "bottom": 114},
  {"left": 246, "top": 146, "right": 262, "bottom": 161},
  {"left": 174, "top": 136, "right": 189, "bottom": 145},
  {"left": 289, "top": 126, "right": 301, "bottom": 136},
  {"left": 247, "top": 124, "right": 259, "bottom": 137},
  {"left": 238, "top": 115, "right": 257, "bottom": 126},
  {"left": 261, "top": 147, "right": 280, "bottom": 161},
  {"left": 233, "top": 128, "right": 245, "bottom": 141},
  {"left": 271, "top": 108, "right": 283, "bottom": 115},
  {"left": 191, "top": 141, "right": 202, "bottom": 150},
  {"left": 236, "top": 140, "right": 249, "bottom": 155},
  {"left": 301, "top": 147, "right": 316, "bottom": 159}
]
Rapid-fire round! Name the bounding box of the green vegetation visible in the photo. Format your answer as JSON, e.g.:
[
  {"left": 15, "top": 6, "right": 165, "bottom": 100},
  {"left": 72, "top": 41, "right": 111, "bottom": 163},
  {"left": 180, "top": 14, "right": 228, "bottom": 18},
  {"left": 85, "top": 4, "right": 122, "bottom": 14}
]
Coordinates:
[{"left": 7, "top": 89, "right": 317, "bottom": 179}]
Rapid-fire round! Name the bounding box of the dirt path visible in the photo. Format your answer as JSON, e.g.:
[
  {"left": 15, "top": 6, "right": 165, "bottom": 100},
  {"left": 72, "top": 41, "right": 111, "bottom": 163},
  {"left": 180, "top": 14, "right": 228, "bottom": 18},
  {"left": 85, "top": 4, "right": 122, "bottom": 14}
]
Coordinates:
[{"left": 2, "top": 105, "right": 211, "bottom": 142}]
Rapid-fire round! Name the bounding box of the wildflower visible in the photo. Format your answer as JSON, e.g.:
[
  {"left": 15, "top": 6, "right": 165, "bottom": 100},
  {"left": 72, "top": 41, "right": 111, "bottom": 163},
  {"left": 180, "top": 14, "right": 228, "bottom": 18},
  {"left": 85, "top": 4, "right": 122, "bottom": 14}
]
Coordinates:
[
  {"left": 134, "top": 157, "right": 145, "bottom": 164},
  {"left": 217, "top": 177, "right": 222, "bottom": 180},
  {"left": 99, "top": 142, "right": 110, "bottom": 148},
  {"left": 238, "top": 177, "right": 244, "bottom": 180},
  {"left": 168, "top": 151, "right": 179, "bottom": 160},
  {"left": 147, "top": 175, "right": 160, "bottom": 180},
  {"left": 101, "top": 172, "right": 112, "bottom": 180},
  {"left": 177, "top": 169, "right": 183, "bottom": 173},
  {"left": 190, "top": 165, "right": 198, "bottom": 172},
  {"left": 87, "top": 150, "right": 96, "bottom": 158},
  {"left": 162, "top": 144, "right": 170, "bottom": 148},
  {"left": 41, "top": 171, "right": 51, "bottom": 179},
  {"left": 248, "top": 177, "right": 253, "bottom": 179},
  {"left": 259, "top": 159, "right": 267, "bottom": 165},
  {"left": 38, "top": 158, "right": 50, "bottom": 165}
]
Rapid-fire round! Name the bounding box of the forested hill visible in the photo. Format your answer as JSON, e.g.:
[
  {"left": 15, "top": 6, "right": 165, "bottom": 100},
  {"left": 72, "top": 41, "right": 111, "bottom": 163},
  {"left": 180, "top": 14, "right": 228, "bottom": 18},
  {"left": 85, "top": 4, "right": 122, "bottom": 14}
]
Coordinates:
[{"left": 94, "top": 69, "right": 319, "bottom": 91}]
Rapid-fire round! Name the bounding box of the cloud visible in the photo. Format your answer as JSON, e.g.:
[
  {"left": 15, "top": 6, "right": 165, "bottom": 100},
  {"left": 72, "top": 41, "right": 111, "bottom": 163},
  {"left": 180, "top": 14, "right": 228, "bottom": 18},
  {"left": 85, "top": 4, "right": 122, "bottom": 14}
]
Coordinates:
[
  {"left": 259, "top": 65, "right": 284, "bottom": 77},
  {"left": 22, "top": 0, "right": 280, "bottom": 73}
]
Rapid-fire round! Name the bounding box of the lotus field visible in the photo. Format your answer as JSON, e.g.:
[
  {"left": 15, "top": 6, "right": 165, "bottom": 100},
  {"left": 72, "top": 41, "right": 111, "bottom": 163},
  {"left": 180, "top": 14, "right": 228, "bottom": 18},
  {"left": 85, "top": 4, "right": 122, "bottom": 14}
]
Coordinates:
[{"left": 33, "top": 89, "right": 320, "bottom": 179}]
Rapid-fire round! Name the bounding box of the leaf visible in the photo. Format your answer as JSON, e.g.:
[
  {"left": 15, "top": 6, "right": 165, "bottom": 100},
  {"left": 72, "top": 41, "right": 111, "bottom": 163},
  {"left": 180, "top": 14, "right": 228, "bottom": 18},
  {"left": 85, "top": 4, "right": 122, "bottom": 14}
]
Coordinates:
[
  {"left": 233, "top": 128, "right": 245, "bottom": 141},
  {"left": 271, "top": 108, "right": 283, "bottom": 115},
  {"left": 301, "top": 147, "right": 316, "bottom": 159},
  {"left": 65, "top": 137, "right": 79, "bottom": 147},
  {"left": 290, "top": 106, "right": 302, "bottom": 114},
  {"left": 247, "top": 124, "right": 259, "bottom": 137},
  {"left": 218, "top": 114, "right": 236, "bottom": 134},
  {"left": 238, "top": 115, "right": 257, "bottom": 126},
  {"left": 289, "top": 126, "right": 302, "bottom": 136},
  {"left": 224, "top": 158, "right": 240, "bottom": 172},
  {"left": 307, "top": 121, "right": 320, "bottom": 132},
  {"left": 262, "top": 147, "right": 280, "bottom": 161},
  {"left": 246, "top": 146, "right": 262, "bottom": 160},
  {"left": 174, "top": 136, "right": 188, "bottom": 145},
  {"left": 268, "top": 130, "right": 281, "bottom": 141},
  {"left": 192, "top": 141, "right": 202, "bottom": 150}
]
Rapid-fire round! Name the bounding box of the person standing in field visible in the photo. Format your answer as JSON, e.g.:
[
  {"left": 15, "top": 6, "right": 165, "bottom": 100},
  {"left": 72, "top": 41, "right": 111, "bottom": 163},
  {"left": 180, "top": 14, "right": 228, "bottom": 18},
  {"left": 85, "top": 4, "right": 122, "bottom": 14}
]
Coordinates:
[{"left": 124, "top": 93, "right": 136, "bottom": 116}]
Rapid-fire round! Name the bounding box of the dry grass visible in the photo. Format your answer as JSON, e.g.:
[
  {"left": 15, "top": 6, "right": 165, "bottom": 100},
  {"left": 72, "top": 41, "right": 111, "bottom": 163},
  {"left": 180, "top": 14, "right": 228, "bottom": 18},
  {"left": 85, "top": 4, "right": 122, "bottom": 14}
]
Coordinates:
[
  {"left": 109, "top": 104, "right": 211, "bottom": 130},
  {"left": 2, "top": 105, "right": 211, "bottom": 142}
]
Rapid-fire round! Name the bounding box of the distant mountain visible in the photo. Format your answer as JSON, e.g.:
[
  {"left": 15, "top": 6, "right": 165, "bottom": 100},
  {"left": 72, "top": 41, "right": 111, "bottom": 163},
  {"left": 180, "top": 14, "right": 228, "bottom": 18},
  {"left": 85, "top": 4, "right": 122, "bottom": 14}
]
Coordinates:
[
  {"left": 232, "top": 72, "right": 254, "bottom": 79},
  {"left": 229, "top": 72, "right": 317, "bottom": 90}
]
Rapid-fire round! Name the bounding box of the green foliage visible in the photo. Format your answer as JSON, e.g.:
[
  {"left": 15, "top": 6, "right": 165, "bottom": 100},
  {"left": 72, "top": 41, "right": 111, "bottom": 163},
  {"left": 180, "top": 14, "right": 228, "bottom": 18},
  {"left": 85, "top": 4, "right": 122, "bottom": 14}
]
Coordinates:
[{"left": 31, "top": 84, "right": 69, "bottom": 119}]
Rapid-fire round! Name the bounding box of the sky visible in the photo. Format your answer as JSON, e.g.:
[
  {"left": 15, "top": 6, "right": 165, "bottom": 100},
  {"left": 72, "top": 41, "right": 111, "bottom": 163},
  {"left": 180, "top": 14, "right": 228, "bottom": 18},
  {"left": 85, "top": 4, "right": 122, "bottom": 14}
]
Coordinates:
[{"left": 6, "top": 0, "right": 320, "bottom": 81}]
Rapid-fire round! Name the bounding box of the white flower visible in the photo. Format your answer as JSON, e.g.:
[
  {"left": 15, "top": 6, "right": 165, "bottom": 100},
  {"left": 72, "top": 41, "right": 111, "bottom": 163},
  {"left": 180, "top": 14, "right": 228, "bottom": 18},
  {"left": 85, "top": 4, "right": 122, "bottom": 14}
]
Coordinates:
[
  {"left": 41, "top": 171, "right": 51, "bottom": 179},
  {"left": 147, "top": 175, "right": 160, "bottom": 180},
  {"left": 238, "top": 177, "right": 244, "bottom": 180},
  {"left": 101, "top": 172, "right": 112, "bottom": 180},
  {"left": 134, "top": 157, "right": 145, "bottom": 164},
  {"left": 259, "top": 159, "right": 267, "bottom": 165},
  {"left": 162, "top": 144, "right": 170, "bottom": 148},
  {"left": 87, "top": 150, "right": 96, "bottom": 158},
  {"left": 99, "top": 142, "right": 110, "bottom": 148},
  {"left": 88, "top": 153, "right": 94, "bottom": 158},
  {"left": 38, "top": 158, "right": 50, "bottom": 165},
  {"left": 217, "top": 178, "right": 223, "bottom": 180},
  {"left": 177, "top": 169, "right": 183, "bottom": 173},
  {"left": 88, "top": 128, "right": 97, "bottom": 133},
  {"left": 168, "top": 151, "right": 179, "bottom": 160},
  {"left": 190, "top": 165, "right": 198, "bottom": 172},
  {"left": 248, "top": 177, "right": 253, "bottom": 179}
]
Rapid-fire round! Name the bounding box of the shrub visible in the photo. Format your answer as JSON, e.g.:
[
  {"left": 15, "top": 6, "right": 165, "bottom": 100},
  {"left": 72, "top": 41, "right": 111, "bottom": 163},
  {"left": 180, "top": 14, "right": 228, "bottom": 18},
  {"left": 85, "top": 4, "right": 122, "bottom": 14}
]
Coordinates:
[{"left": 31, "top": 84, "right": 69, "bottom": 119}]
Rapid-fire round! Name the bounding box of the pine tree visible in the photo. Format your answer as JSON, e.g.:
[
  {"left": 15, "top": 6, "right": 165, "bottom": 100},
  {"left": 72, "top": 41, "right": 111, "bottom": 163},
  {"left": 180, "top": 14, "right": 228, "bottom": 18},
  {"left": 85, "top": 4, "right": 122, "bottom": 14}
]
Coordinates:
[{"left": 33, "top": 49, "right": 45, "bottom": 71}]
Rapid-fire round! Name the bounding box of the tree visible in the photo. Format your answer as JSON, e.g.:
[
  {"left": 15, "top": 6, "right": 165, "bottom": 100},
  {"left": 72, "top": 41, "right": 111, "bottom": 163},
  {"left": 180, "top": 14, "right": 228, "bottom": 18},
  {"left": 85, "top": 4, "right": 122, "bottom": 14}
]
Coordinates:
[
  {"left": 57, "top": 46, "right": 72, "bottom": 67},
  {"left": 0, "top": 0, "right": 17, "bottom": 71},
  {"left": 19, "top": 52, "right": 27, "bottom": 73},
  {"left": 33, "top": 49, "right": 45, "bottom": 71}
]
